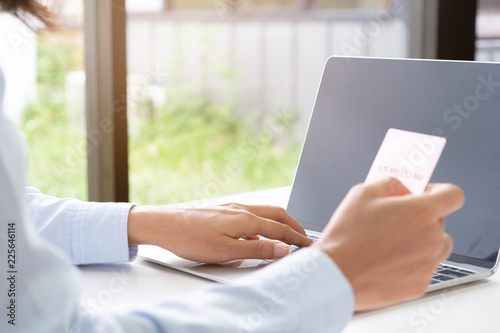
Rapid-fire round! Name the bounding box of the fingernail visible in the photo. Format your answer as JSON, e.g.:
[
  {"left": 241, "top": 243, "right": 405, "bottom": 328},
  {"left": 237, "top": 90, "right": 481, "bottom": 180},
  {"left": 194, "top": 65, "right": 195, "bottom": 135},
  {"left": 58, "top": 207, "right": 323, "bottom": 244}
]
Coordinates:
[{"left": 274, "top": 243, "right": 291, "bottom": 258}]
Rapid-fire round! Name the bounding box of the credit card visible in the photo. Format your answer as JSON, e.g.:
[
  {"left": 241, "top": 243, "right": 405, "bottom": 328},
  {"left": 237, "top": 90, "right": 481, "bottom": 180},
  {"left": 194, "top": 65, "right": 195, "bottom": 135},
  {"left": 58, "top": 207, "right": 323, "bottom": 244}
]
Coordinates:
[{"left": 365, "top": 128, "right": 446, "bottom": 194}]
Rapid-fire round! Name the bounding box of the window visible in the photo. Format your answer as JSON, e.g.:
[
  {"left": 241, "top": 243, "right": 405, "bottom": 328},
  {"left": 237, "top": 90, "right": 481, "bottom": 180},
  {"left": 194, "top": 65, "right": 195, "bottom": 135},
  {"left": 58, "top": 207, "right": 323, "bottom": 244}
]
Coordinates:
[
  {"left": 1, "top": 0, "right": 420, "bottom": 204},
  {"left": 126, "top": 0, "right": 409, "bottom": 205}
]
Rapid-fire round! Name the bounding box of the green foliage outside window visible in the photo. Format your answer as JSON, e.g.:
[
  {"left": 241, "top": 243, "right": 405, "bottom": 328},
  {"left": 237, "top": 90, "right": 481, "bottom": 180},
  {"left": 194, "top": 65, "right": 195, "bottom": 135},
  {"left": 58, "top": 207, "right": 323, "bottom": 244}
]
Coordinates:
[
  {"left": 129, "top": 94, "right": 301, "bottom": 205},
  {"left": 23, "top": 31, "right": 88, "bottom": 200},
  {"left": 23, "top": 30, "right": 302, "bottom": 205}
]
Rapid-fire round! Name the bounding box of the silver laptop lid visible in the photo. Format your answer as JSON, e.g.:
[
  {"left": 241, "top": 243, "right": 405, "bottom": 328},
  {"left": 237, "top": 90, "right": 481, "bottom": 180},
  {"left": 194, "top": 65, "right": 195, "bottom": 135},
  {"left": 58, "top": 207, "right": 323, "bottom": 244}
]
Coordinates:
[{"left": 287, "top": 56, "right": 500, "bottom": 269}]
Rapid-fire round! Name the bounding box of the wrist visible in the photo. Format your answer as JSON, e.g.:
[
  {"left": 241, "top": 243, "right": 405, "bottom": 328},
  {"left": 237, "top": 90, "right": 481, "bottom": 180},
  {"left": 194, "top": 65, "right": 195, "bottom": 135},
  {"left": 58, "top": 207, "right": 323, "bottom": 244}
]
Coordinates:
[
  {"left": 127, "top": 205, "right": 154, "bottom": 246},
  {"left": 312, "top": 241, "right": 354, "bottom": 284},
  {"left": 128, "top": 205, "right": 181, "bottom": 248}
]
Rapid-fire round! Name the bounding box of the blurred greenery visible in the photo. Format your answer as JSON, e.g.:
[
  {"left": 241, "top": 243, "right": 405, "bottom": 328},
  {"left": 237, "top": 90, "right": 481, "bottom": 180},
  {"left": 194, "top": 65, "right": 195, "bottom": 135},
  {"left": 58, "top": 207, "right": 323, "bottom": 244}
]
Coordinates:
[
  {"left": 23, "top": 30, "right": 302, "bottom": 205},
  {"left": 129, "top": 95, "right": 301, "bottom": 205},
  {"left": 23, "top": 31, "right": 87, "bottom": 200}
]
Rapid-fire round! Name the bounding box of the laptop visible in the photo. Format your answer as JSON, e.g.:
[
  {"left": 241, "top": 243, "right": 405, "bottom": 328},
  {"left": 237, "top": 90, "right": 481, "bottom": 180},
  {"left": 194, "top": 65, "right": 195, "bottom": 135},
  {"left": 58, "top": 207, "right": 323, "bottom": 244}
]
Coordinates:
[{"left": 141, "top": 56, "right": 500, "bottom": 292}]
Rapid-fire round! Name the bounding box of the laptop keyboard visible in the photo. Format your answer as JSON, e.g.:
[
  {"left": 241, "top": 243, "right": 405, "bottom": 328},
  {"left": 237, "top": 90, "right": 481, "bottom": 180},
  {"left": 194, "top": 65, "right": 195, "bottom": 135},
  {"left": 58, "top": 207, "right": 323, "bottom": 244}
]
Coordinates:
[
  {"left": 430, "top": 263, "right": 474, "bottom": 284},
  {"left": 291, "top": 233, "right": 475, "bottom": 285},
  {"left": 307, "top": 233, "right": 320, "bottom": 242},
  {"left": 290, "top": 232, "right": 320, "bottom": 253}
]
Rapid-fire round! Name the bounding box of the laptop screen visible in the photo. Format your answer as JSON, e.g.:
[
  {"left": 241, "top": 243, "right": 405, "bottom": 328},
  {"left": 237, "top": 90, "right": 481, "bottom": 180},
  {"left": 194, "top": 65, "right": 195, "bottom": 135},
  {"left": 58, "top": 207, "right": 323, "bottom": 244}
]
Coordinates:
[{"left": 287, "top": 57, "right": 500, "bottom": 268}]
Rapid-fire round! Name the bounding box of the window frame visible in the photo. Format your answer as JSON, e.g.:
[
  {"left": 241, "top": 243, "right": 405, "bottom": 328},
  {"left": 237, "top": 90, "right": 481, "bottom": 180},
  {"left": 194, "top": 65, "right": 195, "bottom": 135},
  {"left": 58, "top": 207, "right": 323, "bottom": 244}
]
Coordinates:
[
  {"left": 437, "top": 0, "right": 477, "bottom": 61},
  {"left": 84, "top": 0, "right": 129, "bottom": 202}
]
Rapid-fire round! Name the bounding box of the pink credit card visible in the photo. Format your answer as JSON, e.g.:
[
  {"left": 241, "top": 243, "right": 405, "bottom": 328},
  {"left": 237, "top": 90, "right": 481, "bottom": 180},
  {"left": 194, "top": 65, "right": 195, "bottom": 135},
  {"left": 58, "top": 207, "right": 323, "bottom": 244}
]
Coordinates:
[{"left": 365, "top": 128, "right": 446, "bottom": 194}]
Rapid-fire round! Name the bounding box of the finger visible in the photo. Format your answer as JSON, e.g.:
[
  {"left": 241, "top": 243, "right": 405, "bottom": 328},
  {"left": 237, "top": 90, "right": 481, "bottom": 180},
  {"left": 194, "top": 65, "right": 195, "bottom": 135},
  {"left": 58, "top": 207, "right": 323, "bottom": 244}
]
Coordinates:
[
  {"left": 366, "top": 177, "right": 412, "bottom": 198},
  {"left": 237, "top": 216, "right": 313, "bottom": 248},
  {"left": 422, "top": 183, "right": 465, "bottom": 217},
  {"left": 222, "top": 203, "right": 308, "bottom": 237},
  {"left": 241, "top": 236, "right": 260, "bottom": 240},
  {"left": 438, "top": 217, "right": 445, "bottom": 234},
  {"left": 228, "top": 239, "right": 292, "bottom": 260},
  {"left": 436, "top": 233, "right": 453, "bottom": 263},
  {"left": 428, "top": 217, "right": 446, "bottom": 235}
]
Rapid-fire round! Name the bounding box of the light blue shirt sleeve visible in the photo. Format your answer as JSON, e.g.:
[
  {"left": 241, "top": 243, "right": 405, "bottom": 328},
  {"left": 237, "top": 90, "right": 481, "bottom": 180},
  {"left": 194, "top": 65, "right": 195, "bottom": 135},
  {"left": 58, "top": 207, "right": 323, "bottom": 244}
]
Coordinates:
[
  {"left": 71, "top": 247, "right": 354, "bottom": 333},
  {"left": 0, "top": 92, "right": 81, "bottom": 333},
  {"left": 26, "top": 187, "right": 137, "bottom": 265}
]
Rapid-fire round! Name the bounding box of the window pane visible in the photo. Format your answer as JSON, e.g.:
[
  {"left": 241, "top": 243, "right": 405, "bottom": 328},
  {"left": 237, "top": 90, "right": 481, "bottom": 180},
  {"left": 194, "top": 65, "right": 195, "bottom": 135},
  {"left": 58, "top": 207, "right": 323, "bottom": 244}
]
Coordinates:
[
  {"left": 0, "top": 1, "right": 87, "bottom": 200},
  {"left": 126, "top": 1, "right": 408, "bottom": 205}
]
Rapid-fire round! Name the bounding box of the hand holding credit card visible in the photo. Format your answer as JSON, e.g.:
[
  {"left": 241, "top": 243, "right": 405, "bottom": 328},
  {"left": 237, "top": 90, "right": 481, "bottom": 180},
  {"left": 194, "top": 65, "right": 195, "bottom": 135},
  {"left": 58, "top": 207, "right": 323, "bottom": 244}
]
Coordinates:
[{"left": 365, "top": 128, "right": 446, "bottom": 194}]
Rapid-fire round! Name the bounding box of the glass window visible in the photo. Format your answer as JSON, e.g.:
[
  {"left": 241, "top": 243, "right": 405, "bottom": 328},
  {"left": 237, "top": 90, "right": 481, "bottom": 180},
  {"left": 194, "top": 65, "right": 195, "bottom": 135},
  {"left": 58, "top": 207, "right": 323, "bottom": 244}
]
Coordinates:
[
  {"left": 126, "top": 0, "right": 409, "bottom": 205},
  {"left": 0, "top": 0, "right": 87, "bottom": 200}
]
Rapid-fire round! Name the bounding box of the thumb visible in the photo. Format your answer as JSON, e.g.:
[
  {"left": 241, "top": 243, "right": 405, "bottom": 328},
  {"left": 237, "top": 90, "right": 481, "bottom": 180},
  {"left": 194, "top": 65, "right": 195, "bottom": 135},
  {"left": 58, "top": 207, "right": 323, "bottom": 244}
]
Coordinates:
[
  {"left": 231, "top": 239, "right": 292, "bottom": 260},
  {"left": 422, "top": 183, "right": 465, "bottom": 217}
]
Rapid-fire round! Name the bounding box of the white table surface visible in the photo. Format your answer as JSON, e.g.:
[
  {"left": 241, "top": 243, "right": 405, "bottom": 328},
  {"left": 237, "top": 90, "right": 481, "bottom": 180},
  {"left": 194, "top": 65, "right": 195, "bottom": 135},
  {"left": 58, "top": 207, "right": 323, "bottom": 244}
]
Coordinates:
[{"left": 79, "top": 187, "right": 500, "bottom": 332}]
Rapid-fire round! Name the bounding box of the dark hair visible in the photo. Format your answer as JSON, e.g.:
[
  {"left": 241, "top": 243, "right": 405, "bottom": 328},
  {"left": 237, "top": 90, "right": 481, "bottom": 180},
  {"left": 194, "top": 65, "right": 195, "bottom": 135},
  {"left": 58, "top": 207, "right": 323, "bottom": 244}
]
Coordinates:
[{"left": 0, "top": 0, "right": 56, "bottom": 30}]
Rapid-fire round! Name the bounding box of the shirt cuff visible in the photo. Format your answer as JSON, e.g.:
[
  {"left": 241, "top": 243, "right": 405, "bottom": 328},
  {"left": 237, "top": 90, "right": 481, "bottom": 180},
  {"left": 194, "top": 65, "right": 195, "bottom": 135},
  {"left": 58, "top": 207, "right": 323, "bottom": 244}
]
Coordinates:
[
  {"left": 72, "top": 202, "right": 137, "bottom": 265},
  {"left": 237, "top": 247, "right": 354, "bottom": 332}
]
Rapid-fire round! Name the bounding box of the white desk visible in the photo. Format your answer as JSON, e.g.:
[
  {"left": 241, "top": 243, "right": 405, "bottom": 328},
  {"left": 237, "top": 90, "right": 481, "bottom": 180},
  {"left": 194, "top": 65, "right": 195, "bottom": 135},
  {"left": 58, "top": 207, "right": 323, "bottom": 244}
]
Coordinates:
[{"left": 79, "top": 187, "right": 500, "bottom": 332}]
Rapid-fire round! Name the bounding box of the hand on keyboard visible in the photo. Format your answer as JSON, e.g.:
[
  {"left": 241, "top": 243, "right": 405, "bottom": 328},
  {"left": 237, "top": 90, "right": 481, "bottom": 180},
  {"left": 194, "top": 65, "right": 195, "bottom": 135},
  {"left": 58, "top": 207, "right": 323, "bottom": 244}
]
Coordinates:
[{"left": 128, "top": 203, "right": 313, "bottom": 263}]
